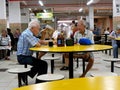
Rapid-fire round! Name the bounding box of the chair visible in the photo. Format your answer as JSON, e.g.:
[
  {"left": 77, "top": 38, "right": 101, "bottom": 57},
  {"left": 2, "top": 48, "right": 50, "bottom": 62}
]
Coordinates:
[
  {"left": 36, "top": 74, "right": 64, "bottom": 83},
  {"left": 90, "top": 58, "right": 120, "bottom": 77},
  {"left": 7, "top": 63, "right": 32, "bottom": 87},
  {"left": 7, "top": 67, "right": 30, "bottom": 87},
  {"left": 37, "top": 53, "right": 64, "bottom": 83},
  {"left": 103, "top": 58, "right": 120, "bottom": 72}
]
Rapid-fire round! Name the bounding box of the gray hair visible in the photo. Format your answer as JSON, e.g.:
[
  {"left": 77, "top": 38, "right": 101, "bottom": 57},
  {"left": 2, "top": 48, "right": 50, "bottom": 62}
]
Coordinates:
[
  {"left": 45, "top": 25, "right": 53, "bottom": 30},
  {"left": 28, "top": 20, "right": 40, "bottom": 29},
  {"left": 78, "top": 19, "right": 87, "bottom": 27},
  {"left": 116, "top": 25, "right": 120, "bottom": 30}
]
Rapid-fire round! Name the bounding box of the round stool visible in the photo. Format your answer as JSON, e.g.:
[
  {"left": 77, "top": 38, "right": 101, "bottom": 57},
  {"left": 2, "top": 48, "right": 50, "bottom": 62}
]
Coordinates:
[
  {"left": 7, "top": 68, "right": 30, "bottom": 87},
  {"left": 90, "top": 71, "right": 118, "bottom": 77},
  {"left": 41, "top": 53, "right": 61, "bottom": 73},
  {"left": 115, "top": 63, "right": 120, "bottom": 68},
  {"left": 36, "top": 74, "right": 64, "bottom": 83},
  {"left": 103, "top": 58, "right": 120, "bottom": 72}
]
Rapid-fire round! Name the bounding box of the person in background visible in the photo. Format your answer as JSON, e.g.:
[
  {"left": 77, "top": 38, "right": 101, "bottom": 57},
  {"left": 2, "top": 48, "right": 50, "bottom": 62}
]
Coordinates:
[
  {"left": 7, "top": 28, "right": 15, "bottom": 51},
  {"left": 17, "top": 20, "right": 48, "bottom": 83},
  {"left": 0, "top": 30, "right": 11, "bottom": 60},
  {"left": 60, "top": 20, "right": 94, "bottom": 77},
  {"left": 104, "top": 27, "right": 110, "bottom": 35},
  {"left": 93, "top": 25, "right": 101, "bottom": 36},
  {"left": 109, "top": 25, "right": 120, "bottom": 58},
  {"left": 71, "top": 23, "right": 78, "bottom": 37},
  {"left": 14, "top": 28, "right": 21, "bottom": 51}
]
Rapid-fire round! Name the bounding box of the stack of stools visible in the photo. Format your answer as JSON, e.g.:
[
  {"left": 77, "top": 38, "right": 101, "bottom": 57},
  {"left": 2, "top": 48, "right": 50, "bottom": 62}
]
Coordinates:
[
  {"left": 7, "top": 64, "right": 30, "bottom": 87},
  {"left": 90, "top": 58, "right": 120, "bottom": 77},
  {"left": 37, "top": 53, "right": 64, "bottom": 83}
]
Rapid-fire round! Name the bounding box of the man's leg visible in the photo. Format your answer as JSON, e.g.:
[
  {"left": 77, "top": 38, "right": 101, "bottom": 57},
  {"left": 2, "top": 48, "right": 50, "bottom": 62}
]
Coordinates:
[
  {"left": 60, "top": 53, "right": 69, "bottom": 70},
  {"left": 80, "top": 53, "right": 94, "bottom": 77},
  {"left": 28, "top": 57, "right": 48, "bottom": 78},
  {"left": 113, "top": 44, "right": 118, "bottom": 58}
]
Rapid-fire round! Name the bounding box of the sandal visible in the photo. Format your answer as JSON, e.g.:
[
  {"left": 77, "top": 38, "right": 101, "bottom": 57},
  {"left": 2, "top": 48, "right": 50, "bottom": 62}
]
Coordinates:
[{"left": 60, "top": 66, "right": 69, "bottom": 70}]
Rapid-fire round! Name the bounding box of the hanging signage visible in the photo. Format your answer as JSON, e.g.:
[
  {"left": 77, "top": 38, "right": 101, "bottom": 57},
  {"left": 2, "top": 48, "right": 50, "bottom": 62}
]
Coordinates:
[{"left": 36, "top": 13, "right": 53, "bottom": 18}]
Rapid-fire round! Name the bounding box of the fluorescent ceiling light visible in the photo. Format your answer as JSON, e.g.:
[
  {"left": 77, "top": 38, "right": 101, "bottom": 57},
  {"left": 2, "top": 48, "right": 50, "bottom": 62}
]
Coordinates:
[
  {"left": 29, "top": 8, "right": 31, "bottom": 11},
  {"left": 87, "top": 0, "right": 93, "bottom": 5},
  {"left": 39, "top": 0, "right": 44, "bottom": 6},
  {"left": 43, "top": 9, "right": 47, "bottom": 13},
  {"left": 79, "top": 8, "right": 83, "bottom": 12}
]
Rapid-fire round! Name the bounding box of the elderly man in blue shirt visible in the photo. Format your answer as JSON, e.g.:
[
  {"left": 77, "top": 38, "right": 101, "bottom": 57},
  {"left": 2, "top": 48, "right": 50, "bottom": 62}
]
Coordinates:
[
  {"left": 17, "top": 20, "right": 48, "bottom": 83},
  {"left": 109, "top": 25, "right": 120, "bottom": 58}
]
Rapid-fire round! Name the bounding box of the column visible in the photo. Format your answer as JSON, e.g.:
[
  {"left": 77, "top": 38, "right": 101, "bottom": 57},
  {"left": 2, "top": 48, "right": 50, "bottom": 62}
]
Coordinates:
[
  {"left": 0, "top": 0, "right": 7, "bottom": 31},
  {"left": 113, "top": 0, "right": 120, "bottom": 30},
  {"left": 8, "top": 1, "right": 21, "bottom": 31},
  {"left": 21, "top": 8, "right": 29, "bottom": 31},
  {"left": 88, "top": 6, "right": 94, "bottom": 30}
]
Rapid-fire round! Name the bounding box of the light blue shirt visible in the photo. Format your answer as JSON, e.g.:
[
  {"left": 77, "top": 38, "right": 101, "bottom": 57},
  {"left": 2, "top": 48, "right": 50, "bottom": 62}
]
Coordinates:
[
  {"left": 17, "top": 29, "right": 39, "bottom": 56},
  {"left": 109, "top": 30, "right": 120, "bottom": 46},
  {"left": 74, "top": 29, "right": 94, "bottom": 44}
]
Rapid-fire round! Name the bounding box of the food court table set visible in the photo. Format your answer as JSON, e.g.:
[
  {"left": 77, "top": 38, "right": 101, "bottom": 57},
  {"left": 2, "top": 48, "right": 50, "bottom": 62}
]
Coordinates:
[
  {"left": 13, "top": 44, "right": 113, "bottom": 90},
  {"left": 29, "top": 44, "right": 112, "bottom": 78}
]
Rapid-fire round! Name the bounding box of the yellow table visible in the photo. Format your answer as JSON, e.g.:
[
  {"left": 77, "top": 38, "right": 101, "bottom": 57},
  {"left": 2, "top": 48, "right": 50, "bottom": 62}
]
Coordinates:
[
  {"left": 14, "top": 76, "right": 120, "bottom": 90},
  {"left": 115, "top": 38, "right": 120, "bottom": 40},
  {"left": 30, "top": 44, "right": 112, "bottom": 78}
]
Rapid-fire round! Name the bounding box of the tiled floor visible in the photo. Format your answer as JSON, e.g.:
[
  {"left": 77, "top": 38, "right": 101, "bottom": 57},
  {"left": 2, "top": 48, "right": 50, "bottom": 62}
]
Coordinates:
[{"left": 0, "top": 50, "right": 120, "bottom": 90}]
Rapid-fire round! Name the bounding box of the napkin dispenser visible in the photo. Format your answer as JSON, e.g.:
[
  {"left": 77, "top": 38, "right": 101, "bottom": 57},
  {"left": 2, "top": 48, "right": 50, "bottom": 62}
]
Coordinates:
[{"left": 66, "top": 38, "right": 74, "bottom": 46}]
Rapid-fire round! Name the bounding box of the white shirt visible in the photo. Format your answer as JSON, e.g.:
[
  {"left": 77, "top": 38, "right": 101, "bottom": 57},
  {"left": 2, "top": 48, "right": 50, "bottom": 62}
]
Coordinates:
[
  {"left": 52, "top": 30, "right": 61, "bottom": 39},
  {"left": 0, "top": 35, "right": 11, "bottom": 46}
]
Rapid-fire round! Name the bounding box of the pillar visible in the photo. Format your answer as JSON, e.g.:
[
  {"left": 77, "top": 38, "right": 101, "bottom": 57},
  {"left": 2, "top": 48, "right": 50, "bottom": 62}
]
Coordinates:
[
  {"left": 0, "top": 0, "right": 7, "bottom": 31},
  {"left": 88, "top": 6, "right": 94, "bottom": 30},
  {"left": 8, "top": 1, "right": 21, "bottom": 32},
  {"left": 21, "top": 8, "right": 29, "bottom": 31},
  {"left": 113, "top": 0, "right": 120, "bottom": 30}
]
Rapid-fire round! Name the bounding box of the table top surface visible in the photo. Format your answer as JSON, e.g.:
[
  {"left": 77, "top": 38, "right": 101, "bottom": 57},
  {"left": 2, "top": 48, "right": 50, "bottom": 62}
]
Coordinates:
[
  {"left": 13, "top": 76, "right": 120, "bottom": 90},
  {"left": 116, "top": 38, "right": 120, "bottom": 40},
  {"left": 29, "top": 44, "right": 112, "bottom": 53}
]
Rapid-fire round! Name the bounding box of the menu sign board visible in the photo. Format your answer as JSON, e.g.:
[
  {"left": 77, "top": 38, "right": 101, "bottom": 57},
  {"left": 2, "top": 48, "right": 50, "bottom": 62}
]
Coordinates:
[{"left": 36, "top": 13, "right": 53, "bottom": 19}]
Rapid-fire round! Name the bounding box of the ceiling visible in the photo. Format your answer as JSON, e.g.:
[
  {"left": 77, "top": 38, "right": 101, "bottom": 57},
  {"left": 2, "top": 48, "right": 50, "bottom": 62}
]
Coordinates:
[{"left": 8, "top": 0, "right": 113, "bottom": 20}]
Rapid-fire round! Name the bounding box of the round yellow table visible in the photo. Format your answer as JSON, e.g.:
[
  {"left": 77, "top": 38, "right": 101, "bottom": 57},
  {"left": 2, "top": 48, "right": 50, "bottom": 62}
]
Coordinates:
[
  {"left": 30, "top": 44, "right": 112, "bottom": 78},
  {"left": 115, "top": 38, "right": 120, "bottom": 40},
  {"left": 13, "top": 76, "right": 120, "bottom": 90}
]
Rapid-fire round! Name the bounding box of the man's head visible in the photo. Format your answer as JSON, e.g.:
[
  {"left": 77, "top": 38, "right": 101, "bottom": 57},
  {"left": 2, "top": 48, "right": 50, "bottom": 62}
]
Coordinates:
[
  {"left": 77, "top": 19, "right": 86, "bottom": 33},
  {"left": 28, "top": 20, "right": 40, "bottom": 36}
]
